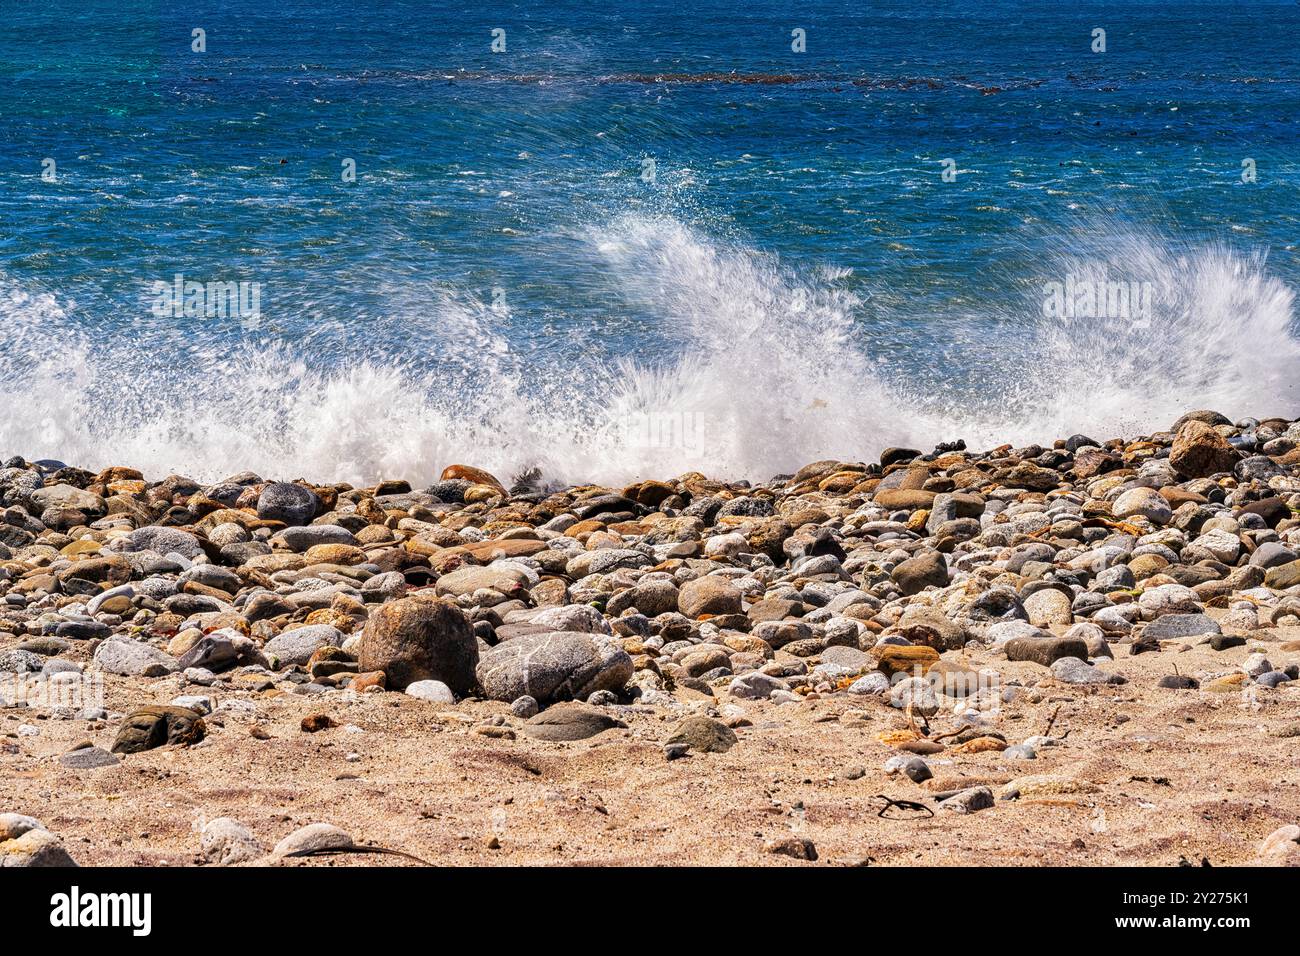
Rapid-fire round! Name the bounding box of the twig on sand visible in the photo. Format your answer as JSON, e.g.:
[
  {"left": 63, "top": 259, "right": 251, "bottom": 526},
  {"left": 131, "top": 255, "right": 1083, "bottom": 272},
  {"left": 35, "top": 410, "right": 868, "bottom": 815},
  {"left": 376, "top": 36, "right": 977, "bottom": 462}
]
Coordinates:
[
  {"left": 1042, "top": 704, "right": 1062, "bottom": 738},
  {"left": 283, "top": 845, "right": 432, "bottom": 866},
  {"left": 930, "top": 726, "right": 969, "bottom": 743},
  {"left": 874, "top": 794, "right": 935, "bottom": 819}
]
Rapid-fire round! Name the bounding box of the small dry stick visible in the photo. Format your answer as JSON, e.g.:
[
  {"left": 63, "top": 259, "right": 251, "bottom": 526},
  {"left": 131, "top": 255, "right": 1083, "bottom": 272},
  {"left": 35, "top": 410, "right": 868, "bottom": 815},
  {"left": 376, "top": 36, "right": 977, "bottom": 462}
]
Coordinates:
[
  {"left": 1041, "top": 703, "right": 1062, "bottom": 738},
  {"left": 284, "top": 845, "right": 431, "bottom": 866},
  {"left": 931, "top": 725, "right": 970, "bottom": 743}
]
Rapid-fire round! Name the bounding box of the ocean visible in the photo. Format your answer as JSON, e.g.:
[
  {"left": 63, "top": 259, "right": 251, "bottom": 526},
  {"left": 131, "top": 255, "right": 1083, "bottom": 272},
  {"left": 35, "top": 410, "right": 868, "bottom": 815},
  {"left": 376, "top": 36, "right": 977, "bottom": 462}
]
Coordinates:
[{"left": 2, "top": 0, "right": 1299, "bottom": 485}]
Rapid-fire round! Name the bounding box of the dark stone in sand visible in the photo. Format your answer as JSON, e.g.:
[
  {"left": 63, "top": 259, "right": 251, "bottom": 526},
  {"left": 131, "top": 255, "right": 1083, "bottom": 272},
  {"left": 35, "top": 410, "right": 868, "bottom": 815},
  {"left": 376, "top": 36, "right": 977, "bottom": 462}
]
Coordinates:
[
  {"left": 256, "top": 482, "right": 320, "bottom": 526},
  {"left": 1208, "top": 634, "right": 1246, "bottom": 651},
  {"left": 880, "top": 447, "right": 922, "bottom": 468},
  {"left": 1005, "top": 636, "right": 1089, "bottom": 667},
  {"left": 664, "top": 716, "right": 737, "bottom": 754},
  {"left": 764, "top": 836, "right": 818, "bottom": 860},
  {"left": 1129, "top": 635, "right": 1161, "bottom": 656},
  {"left": 111, "top": 706, "right": 206, "bottom": 754},
  {"left": 573, "top": 494, "right": 640, "bottom": 520},
  {"left": 523, "top": 703, "right": 626, "bottom": 741},
  {"left": 54, "top": 620, "right": 110, "bottom": 641},
  {"left": 717, "top": 496, "right": 774, "bottom": 519},
  {"left": 426, "top": 479, "right": 471, "bottom": 503},
  {"left": 1239, "top": 496, "right": 1290, "bottom": 528}
]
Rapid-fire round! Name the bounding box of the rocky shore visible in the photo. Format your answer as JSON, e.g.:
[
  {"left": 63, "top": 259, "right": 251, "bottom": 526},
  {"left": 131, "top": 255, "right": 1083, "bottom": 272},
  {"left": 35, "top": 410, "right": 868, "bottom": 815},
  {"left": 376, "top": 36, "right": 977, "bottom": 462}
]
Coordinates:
[{"left": 3, "top": 409, "right": 1300, "bottom": 867}]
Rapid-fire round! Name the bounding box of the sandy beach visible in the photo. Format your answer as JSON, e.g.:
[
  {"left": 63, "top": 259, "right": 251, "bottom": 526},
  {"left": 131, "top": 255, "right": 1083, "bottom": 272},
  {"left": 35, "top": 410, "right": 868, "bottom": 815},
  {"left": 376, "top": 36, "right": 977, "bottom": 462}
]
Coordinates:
[{"left": 3, "top": 411, "right": 1300, "bottom": 867}]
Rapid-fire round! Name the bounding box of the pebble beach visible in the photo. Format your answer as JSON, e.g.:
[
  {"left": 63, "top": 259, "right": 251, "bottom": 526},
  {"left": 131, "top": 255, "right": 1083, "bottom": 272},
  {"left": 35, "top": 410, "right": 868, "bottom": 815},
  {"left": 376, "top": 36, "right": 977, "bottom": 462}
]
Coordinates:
[{"left": 2, "top": 409, "right": 1300, "bottom": 867}]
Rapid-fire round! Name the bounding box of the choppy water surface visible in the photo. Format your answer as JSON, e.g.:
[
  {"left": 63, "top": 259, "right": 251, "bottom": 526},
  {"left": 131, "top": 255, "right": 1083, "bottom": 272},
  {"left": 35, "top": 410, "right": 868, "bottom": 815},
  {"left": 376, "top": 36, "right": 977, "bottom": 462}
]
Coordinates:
[{"left": 2, "top": 0, "right": 1298, "bottom": 483}]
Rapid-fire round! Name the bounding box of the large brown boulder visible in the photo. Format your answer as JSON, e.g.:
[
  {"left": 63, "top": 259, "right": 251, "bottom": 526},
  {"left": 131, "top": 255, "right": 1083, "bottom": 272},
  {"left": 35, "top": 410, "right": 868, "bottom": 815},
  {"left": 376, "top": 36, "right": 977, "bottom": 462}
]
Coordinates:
[
  {"left": 873, "top": 488, "right": 937, "bottom": 510},
  {"left": 1169, "top": 420, "right": 1238, "bottom": 478},
  {"left": 678, "top": 575, "right": 743, "bottom": 618},
  {"left": 440, "top": 464, "right": 505, "bottom": 492},
  {"left": 56, "top": 555, "right": 133, "bottom": 590},
  {"left": 358, "top": 596, "right": 478, "bottom": 693},
  {"left": 891, "top": 551, "right": 950, "bottom": 595}
]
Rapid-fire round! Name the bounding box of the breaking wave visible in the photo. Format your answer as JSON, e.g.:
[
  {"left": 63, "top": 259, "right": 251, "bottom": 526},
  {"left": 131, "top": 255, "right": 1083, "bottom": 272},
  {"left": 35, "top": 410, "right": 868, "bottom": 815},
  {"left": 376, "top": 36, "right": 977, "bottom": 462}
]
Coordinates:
[{"left": 1, "top": 215, "right": 1297, "bottom": 486}]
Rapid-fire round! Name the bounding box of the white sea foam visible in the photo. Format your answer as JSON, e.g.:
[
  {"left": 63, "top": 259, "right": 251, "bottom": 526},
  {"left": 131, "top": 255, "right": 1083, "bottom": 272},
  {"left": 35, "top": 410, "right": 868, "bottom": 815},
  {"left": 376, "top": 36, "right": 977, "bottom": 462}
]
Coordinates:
[{"left": 1, "top": 216, "right": 1296, "bottom": 487}]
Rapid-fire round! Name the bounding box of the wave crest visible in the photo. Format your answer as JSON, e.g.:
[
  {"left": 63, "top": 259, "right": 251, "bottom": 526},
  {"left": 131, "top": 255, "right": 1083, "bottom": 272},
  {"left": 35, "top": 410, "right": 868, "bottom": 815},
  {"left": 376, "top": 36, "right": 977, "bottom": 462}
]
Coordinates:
[{"left": 1, "top": 217, "right": 1296, "bottom": 485}]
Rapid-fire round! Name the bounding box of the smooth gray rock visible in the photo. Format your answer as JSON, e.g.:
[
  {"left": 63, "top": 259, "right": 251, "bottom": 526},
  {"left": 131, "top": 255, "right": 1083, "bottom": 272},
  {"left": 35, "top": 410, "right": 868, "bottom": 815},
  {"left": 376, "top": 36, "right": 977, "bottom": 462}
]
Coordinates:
[
  {"left": 58, "top": 746, "right": 121, "bottom": 770},
  {"left": 510, "top": 695, "right": 539, "bottom": 718},
  {"left": 1143, "top": 613, "right": 1220, "bottom": 640},
  {"left": 940, "top": 786, "right": 995, "bottom": 814},
  {"left": 200, "top": 817, "right": 264, "bottom": 866},
  {"left": 405, "top": 679, "right": 455, "bottom": 704},
  {"left": 86, "top": 584, "right": 135, "bottom": 615},
  {"left": 891, "top": 551, "right": 950, "bottom": 595},
  {"left": 1250, "top": 541, "right": 1298, "bottom": 569},
  {"left": 121, "top": 526, "right": 204, "bottom": 560},
  {"left": 264, "top": 625, "right": 343, "bottom": 667},
  {"left": 476, "top": 630, "right": 633, "bottom": 705},
  {"left": 273, "top": 525, "right": 357, "bottom": 551},
  {"left": 1050, "top": 656, "right": 1126, "bottom": 685},
  {"left": 819, "top": 645, "right": 872, "bottom": 670},
  {"left": 664, "top": 715, "right": 737, "bottom": 754},
  {"left": 177, "top": 634, "right": 240, "bottom": 671},
  {"left": 272, "top": 823, "right": 353, "bottom": 858},
  {"left": 30, "top": 483, "right": 104, "bottom": 515},
  {"left": 93, "top": 638, "right": 179, "bottom": 677},
  {"left": 729, "top": 671, "right": 788, "bottom": 700},
  {"left": 847, "top": 672, "right": 892, "bottom": 696}
]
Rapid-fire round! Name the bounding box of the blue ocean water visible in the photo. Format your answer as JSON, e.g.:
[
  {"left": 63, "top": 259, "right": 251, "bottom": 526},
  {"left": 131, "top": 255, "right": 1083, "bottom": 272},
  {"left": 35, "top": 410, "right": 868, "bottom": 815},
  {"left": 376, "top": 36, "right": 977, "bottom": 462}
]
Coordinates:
[{"left": 2, "top": 0, "right": 1299, "bottom": 483}]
